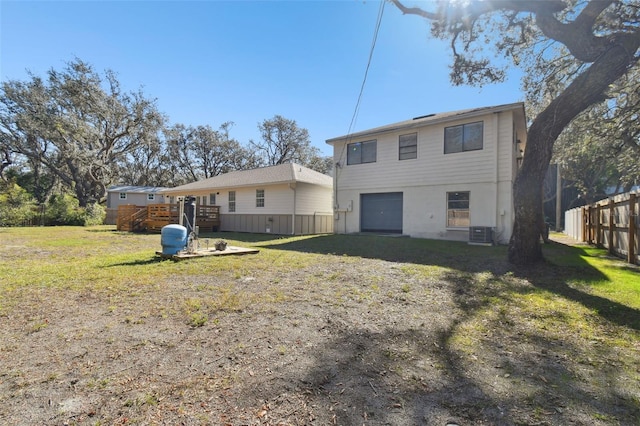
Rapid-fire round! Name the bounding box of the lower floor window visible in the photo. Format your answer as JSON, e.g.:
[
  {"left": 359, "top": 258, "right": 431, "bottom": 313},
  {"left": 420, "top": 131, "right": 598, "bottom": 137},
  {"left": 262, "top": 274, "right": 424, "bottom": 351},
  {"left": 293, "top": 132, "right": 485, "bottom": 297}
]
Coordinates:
[
  {"left": 229, "top": 191, "right": 236, "bottom": 212},
  {"left": 447, "top": 191, "right": 470, "bottom": 227},
  {"left": 256, "top": 189, "right": 264, "bottom": 207}
]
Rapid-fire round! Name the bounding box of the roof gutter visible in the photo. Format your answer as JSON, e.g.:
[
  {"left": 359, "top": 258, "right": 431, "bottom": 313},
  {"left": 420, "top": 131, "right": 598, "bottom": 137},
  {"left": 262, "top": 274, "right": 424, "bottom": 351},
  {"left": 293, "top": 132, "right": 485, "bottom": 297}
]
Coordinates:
[{"left": 326, "top": 102, "right": 524, "bottom": 145}]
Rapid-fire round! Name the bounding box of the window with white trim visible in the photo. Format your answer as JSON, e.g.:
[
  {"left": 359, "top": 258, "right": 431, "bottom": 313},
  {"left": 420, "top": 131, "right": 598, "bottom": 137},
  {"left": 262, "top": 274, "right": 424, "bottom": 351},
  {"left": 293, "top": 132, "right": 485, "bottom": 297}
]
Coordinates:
[
  {"left": 347, "top": 140, "right": 377, "bottom": 165},
  {"left": 444, "top": 121, "right": 483, "bottom": 154},
  {"left": 399, "top": 133, "right": 417, "bottom": 160},
  {"left": 119, "top": 193, "right": 127, "bottom": 200},
  {"left": 256, "top": 189, "right": 265, "bottom": 207},
  {"left": 447, "top": 192, "right": 470, "bottom": 227},
  {"left": 209, "top": 193, "right": 216, "bottom": 205},
  {"left": 228, "top": 191, "right": 236, "bottom": 212},
  {"left": 147, "top": 194, "right": 155, "bottom": 201}
]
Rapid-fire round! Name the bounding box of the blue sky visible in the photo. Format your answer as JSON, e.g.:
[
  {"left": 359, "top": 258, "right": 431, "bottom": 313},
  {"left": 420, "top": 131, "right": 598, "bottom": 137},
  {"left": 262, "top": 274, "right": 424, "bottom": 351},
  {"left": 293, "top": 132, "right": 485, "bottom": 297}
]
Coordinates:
[{"left": 1, "top": 0, "right": 523, "bottom": 156}]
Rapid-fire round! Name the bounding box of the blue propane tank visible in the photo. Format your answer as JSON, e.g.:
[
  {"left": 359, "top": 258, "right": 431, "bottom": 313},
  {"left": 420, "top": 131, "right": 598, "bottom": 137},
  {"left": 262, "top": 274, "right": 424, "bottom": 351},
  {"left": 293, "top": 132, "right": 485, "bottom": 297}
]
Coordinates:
[{"left": 161, "top": 224, "right": 188, "bottom": 255}]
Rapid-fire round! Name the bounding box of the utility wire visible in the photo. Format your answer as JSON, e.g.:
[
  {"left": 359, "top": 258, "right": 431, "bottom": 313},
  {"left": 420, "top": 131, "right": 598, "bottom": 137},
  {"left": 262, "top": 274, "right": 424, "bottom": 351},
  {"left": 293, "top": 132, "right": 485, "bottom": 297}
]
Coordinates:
[
  {"left": 347, "top": 0, "right": 385, "bottom": 138},
  {"left": 335, "top": 0, "right": 385, "bottom": 177}
]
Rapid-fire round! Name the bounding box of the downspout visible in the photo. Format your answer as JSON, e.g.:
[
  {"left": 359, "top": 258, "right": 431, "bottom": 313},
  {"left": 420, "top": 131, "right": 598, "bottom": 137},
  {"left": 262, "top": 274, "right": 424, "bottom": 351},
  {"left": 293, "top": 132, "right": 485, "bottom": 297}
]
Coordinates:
[
  {"left": 494, "top": 112, "right": 500, "bottom": 241},
  {"left": 333, "top": 142, "right": 349, "bottom": 234},
  {"left": 334, "top": 150, "right": 340, "bottom": 233},
  {"left": 289, "top": 182, "right": 296, "bottom": 235}
]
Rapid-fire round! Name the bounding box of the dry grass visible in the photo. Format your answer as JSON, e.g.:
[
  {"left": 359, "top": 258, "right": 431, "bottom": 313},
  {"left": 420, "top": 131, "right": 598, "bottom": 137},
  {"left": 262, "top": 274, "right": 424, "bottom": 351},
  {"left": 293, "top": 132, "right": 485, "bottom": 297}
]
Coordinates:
[{"left": 0, "top": 226, "right": 638, "bottom": 425}]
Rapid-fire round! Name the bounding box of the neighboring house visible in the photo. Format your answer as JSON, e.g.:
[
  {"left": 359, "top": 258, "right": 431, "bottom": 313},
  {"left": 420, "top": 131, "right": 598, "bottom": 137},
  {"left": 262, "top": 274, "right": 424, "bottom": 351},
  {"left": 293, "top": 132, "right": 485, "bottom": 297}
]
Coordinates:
[
  {"left": 161, "top": 163, "right": 333, "bottom": 235},
  {"left": 326, "top": 102, "right": 528, "bottom": 244},
  {"left": 105, "top": 185, "right": 168, "bottom": 225}
]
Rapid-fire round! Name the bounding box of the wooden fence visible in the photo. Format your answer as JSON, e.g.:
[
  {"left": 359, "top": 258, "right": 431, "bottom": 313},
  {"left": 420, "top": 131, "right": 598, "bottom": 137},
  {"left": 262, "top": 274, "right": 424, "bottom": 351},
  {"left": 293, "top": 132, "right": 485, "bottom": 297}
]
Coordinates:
[{"left": 564, "top": 191, "right": 638, "bottom": 265}]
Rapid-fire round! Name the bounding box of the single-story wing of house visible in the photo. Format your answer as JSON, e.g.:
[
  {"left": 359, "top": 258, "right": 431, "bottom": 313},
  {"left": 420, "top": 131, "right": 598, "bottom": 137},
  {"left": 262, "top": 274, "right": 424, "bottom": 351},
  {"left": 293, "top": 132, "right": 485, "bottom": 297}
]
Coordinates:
[
  {"left": 161, "top": 163, "right": 334, "bottom": 235},
  {"left": 105, "top": 185, "right": 169, "bottom": 225},
  {"left": 326, "top": 102, "right": 528, "bottom": 244}
]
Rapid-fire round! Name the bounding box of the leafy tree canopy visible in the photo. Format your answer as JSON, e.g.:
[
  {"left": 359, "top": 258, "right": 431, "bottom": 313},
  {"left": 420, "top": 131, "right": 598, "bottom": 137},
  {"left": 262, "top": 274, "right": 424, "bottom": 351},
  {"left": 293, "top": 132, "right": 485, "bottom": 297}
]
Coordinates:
[
  {"left": 0, "top": 58, "right": 166, "bottom": 206},
  {"left": 251, "top": 115, "right": 332, "bottom": 174}
]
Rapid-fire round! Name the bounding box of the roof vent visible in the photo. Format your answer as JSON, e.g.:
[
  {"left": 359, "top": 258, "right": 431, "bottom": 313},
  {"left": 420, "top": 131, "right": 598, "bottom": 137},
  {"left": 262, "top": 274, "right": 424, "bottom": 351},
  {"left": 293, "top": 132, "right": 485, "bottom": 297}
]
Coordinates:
[{"left": 413, "top": 113, "right": 435, "bottom": 120}]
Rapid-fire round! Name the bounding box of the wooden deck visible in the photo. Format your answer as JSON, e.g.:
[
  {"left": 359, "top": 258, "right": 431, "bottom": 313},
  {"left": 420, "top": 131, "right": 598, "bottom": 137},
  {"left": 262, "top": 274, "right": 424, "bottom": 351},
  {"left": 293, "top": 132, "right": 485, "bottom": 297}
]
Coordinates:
[{"left": 117, "top": 204, "right": 221, "bottom": 232}]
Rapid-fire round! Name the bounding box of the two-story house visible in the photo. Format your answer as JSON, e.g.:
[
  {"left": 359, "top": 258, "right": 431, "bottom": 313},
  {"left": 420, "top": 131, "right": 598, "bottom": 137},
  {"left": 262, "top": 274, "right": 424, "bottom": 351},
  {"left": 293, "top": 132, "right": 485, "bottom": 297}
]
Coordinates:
[{"left": 325, "top": 102, "right": 527, "bottom": 244}]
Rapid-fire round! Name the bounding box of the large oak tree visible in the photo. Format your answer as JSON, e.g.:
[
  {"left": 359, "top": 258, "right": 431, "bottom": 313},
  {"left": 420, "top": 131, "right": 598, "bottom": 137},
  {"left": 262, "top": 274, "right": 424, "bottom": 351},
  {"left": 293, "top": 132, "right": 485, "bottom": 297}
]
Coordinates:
[
  {"left": 0, "top": 59, "right": 165, "bottom": 206},
  {"left": 391, "top": 0, "right": 640, "bottom": 265}
]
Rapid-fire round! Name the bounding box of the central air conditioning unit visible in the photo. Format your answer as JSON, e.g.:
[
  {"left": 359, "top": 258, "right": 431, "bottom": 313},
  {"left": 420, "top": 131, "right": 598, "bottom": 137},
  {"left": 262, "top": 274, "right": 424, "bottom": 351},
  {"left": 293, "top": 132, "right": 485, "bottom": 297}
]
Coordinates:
[{"left": 469, "top": 226, "right": 494, "bottom": 245}]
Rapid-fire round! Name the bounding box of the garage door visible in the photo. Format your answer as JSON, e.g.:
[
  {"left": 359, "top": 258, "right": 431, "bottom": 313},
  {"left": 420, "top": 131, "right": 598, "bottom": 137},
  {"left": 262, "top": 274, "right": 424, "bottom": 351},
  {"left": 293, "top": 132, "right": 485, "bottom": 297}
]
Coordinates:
[{"left": 360, "top": 192, "right": 403, "bottom": 233}]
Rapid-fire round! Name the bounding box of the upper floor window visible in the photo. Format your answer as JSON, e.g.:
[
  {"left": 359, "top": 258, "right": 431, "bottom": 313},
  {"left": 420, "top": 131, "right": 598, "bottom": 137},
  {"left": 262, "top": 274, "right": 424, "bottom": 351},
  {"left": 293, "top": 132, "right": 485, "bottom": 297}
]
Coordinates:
[
  {"left": 444, "top": 121, "right": 483, "bottom": 154},
  {"left": 119, "top": 193, "right": 127, "bottom": 200},
  {"left": 347, "top": 140, "right": 377, "bottom": 165},
  {"left": 256, "top": 189, "right": 265, "bottom": 207},
  {"left": 147, "top": 194, "right": 155, "bottom": 201},
  {"left": 399, "top": 133, "right": 417, "bottom": 160},
  {"left": 228, "top": 191, "right": 236, "bottom": 212}
]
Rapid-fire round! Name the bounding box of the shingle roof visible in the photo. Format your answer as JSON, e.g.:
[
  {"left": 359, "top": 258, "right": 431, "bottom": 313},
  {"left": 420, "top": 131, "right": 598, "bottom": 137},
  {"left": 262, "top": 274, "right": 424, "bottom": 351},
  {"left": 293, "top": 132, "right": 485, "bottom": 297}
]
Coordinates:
[
  {"left": 161, "top": 163, "right": 332, "bottom": 195},
  {"left": 107, "top": 185, "right": 169, "bottom": 194},
  {"left": 326, "top": 102, "right": 525, "bottom": 144}
]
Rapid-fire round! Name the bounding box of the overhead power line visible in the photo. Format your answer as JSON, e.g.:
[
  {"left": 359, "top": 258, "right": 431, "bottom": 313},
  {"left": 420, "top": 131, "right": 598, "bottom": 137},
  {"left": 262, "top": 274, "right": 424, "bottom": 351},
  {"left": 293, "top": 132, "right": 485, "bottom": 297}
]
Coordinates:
[{"left": 336, "top": 0, "right": 385, "bottom": 171}]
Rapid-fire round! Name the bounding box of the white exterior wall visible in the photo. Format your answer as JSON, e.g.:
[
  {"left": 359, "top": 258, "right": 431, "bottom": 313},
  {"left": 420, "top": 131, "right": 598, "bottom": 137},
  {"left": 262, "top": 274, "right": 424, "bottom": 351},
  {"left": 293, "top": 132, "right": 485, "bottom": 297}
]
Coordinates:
[
  {"left": 332, "top": 110, "right": 519, "bottom": 244},
  {"left": 293, "top": 182, "right": 333, "bottom": 215},
  {"left": 107, "top": 192, "right": 165, "bottom": 209},
  {"left": 165, "top": 183, "right": 331, "bottom": 216}
]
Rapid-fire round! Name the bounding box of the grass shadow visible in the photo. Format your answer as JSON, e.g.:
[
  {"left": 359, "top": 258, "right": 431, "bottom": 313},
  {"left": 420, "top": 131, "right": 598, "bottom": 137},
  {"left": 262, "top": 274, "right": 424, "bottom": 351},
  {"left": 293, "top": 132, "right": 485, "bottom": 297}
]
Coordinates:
[
  {"left": 261, "top": 234, "right": 640, "bottom": 330},
  {"left": 106, "top": 257, "right": 166, "bottom": 267},
  {"left": 259, "top": 233, "right": 508, "bottom": 272},
  {"left": 520, "top": 241, "right": 640, "bottom": 330}
]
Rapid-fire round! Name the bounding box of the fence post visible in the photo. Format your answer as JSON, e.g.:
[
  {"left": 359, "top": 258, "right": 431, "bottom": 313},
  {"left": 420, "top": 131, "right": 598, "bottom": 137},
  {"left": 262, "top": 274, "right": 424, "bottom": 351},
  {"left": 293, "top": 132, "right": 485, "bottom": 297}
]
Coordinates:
[
  {"left": 594, "top": 204, "right": 602, "bottom": 248},
  {"left": 582, "top": 207, "right": 588, "bottom": 243},
  {"left": 608, "top": 198, "right": 615, "bottom": 255},
  {"left": 630, "top": 193, "right": 637, "bottom": 265}
]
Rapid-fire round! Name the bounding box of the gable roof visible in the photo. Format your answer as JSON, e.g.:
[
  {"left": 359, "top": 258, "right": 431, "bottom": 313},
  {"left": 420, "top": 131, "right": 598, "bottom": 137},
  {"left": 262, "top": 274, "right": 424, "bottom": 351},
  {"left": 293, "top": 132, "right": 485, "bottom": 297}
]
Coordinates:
[
  {"left": 107, "top": 185, "right": 168, "bottom": 194},
  {"left": 326, "top": 102, "right": 526, "bottom": 144},
  {"left": 161, "top": 163, "right": 333, "bottom": 195}
]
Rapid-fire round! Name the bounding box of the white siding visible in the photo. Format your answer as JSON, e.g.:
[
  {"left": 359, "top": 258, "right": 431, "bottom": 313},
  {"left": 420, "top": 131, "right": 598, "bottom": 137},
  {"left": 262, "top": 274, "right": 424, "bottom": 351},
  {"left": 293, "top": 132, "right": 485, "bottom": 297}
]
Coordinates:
[
  {"left": 161, "top": 182, "right": 331, "bottom": 217},
  {"left": 331, "top": 110, "right": 521, "bottom": 244},
  {"left": 294, "top": 182, "right": 333, "bottom": 215},
  {"left": 219, "top": 184, "right": 292, "bottom": 215},
  {"left": 334, "top": 113, "right": 503, "bottom": 192},
  {"left": 107, "top": 192, "right": 165, "bottom": 209}
]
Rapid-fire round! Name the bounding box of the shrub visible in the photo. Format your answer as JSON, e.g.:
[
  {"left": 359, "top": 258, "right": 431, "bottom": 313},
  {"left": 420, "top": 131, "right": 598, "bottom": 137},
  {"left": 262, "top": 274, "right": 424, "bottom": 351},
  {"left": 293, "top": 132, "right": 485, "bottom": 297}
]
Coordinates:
[
  {"left": 45, "top": 193, "right": 84, "bottom": 226},
  {"left": 0, "top": 182, "right": 38, "bottom": 226},
  {"left": 82, "top": 202, "right": 106, "bottom": 226}
]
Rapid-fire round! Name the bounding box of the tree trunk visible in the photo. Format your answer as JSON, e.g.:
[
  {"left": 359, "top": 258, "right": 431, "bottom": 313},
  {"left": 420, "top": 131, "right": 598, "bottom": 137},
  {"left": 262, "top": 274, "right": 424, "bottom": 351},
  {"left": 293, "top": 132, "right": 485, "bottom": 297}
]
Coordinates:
[
  {"left": 508, "top": 135, "right": 549, "bottom": 264},
  {"left": 509, "top": 39, "right": 640, "bottom": 265}
]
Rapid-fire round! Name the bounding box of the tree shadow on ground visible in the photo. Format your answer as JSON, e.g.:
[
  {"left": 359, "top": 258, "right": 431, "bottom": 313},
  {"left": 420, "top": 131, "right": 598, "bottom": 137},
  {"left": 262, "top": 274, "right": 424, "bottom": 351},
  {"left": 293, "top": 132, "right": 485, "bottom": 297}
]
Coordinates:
[
  {"left": 245, "top": 234, "right": 640, "bottom": 422},
  {"left": 243, "top": 261, "right": 639, "bottom": 425},
  {"left": 259, "top": 234, "right": 640, "bottom": 331},
  {"left": 524, "top": 242, "right": 640, "bottom": 331},
  {"left": 259, "top": 234, "right": 508, "bottom": 271}
]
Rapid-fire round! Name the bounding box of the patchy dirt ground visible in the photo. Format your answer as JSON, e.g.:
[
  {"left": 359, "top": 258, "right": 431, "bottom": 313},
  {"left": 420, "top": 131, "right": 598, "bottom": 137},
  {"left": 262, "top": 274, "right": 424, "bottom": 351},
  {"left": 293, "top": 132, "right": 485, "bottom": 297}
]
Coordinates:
[{"left": 0, "top": 231, "right": 639, "bottom": 425}]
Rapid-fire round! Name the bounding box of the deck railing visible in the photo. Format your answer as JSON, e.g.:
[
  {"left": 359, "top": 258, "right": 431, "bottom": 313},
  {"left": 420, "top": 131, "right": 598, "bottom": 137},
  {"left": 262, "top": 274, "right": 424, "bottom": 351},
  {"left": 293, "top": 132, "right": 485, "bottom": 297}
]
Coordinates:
[{"left": 116, "top": 204, "right": 221, "bottom": 232}]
